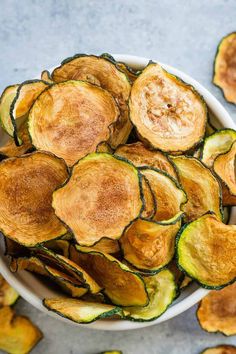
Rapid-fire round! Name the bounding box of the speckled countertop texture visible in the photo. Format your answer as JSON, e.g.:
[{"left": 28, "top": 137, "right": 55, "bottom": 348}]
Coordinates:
[{"left": 0, "top": 0, "right": 236, "bottom": 353}]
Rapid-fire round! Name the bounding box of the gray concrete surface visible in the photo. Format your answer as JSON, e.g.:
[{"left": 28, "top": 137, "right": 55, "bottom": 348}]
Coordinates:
[{"left": 0, "top": 0, "right": 236, "bottom": 353}]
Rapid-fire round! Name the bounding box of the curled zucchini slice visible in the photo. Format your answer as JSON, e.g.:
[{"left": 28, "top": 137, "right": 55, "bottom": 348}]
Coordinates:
[
  {"left": 0, "top": 122, "right": 33, "bottom": 158},
  {"left": 171, "top": 156, "right": 223, "bottom": 222},
  {"left": 120, "top": 212, "right": 183, "bottom": 273},
  {"left": 52, "top": 54, "right": 132, "bottom": 148},
  {"left": 129, "top": 63, "right": 207, "bottom": 153},
  {"left": 45, "top": 266, "right": 88, "bottom": 298},
  {"left": 141, "top": 176, "right": 156, "bottom": 219},
  {"left": 197, "top": 282, "right": 236, "bottom": 336},
  {"left": 0, "top": 84, "right": 19, "bottom": 138},
  {"left": 201, "top": 346, "right": 236, "bottom": 354},
  {"left": 140, "top": 167, "right": 186, "bottom": 222},
  {"left": 43, "top": 297, "right": 123, "bottom": 324},
  {"left": 115, "top": 142, "right": 178, "bottom": 179},
  {"left": 213, "top": 141, "right": 236, "bottom": 198},
  {"left": 29, "top": 81, "right": 119, "bottom": 166},
  {"left": 41, "top": 70, "right": 54, "bottom": 84},
  {"left": 75, "top": 246, "right": 149, "bottom": 307},
  {"left": 201, "top": 129, "right": 236, "bottom": 167},
  {"left": 0, "top": 274, "right": 19, "bottom": 306},
  {"left": 10, "top": 256, "right": 48, "bottom": 276},
  {"left": 36, "top": 247, "right": 101, "bottom": 294},
  {"left": 124, "top": 269, "right": 176, "bottom": 321},
  {"left": 0, "top": 152, "right": 68, "bottom": 246},
  {"left": 53, "top": 153, "right": 143, "bottom": 246},
  {"left": 10, "top": 80, "right": 49, "bottom": 145},
  {"left": 177, "top": 213, "right": 236, "bottom": 289},
  {"left": 213, "top": 32, "right": 236, "bottom": 103},
  {"left": 0, "top": 306, "right": 42, "bottom": 354}
]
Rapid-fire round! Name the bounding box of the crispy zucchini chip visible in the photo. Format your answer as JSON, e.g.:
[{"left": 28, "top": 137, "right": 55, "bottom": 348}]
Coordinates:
[
  {"left": 53, "top": 153, "right": 143, "bottom": 246},
  {"left": 45, "top": 266, "right": 88, "bottom": 298},
  {"left": 201, "top": 129, "right": 236, "bottom": 167},
  {"left": 43, "top": 239, "right": 70, "bottom": 258},
  {"left": 75, "top": 246, "right": 149, "bottom": 307},
  {"left": 51, "top": 54, "right": 132, "bottom": 148},
  {"left": 213, "top": 32, "right": 236, "bottom": 103},
  {"left": 214, "top": 141, "right": 236, "bottom": 197},
  {"left": 177, "top": 213, "right": 236, "bottom": 289},
  {"left": 0, "top": 275, "right": 19, "bottom": 307},
  {"left": 201, "top": 346, "right": 236, "bottom": 354},
  {"left": 0, "top": 152, "right": 68, "bottom": 246},
  {"left": 124, "top": 269, "right": 176, "bottom": 321},
  {"left": 197, "top": 282, "right": 236, "bottom": 335},
  {"left": 172, "top": 156, "right": 223, "bottom": 222},
  {"left": 36, "top": 247, "right": 101, "bottom": 294},
  {"left": 0, "top": 306, "right": 42, "bottom": 354},
  {"left": 115, "top": 142, "right": 178, "bottom": 179},
  {"left": 141, "top": 176, "right": 156, "bottom": 219},
  {"left": 140, "top": 168, "right": 186, "bottom": 222},
  {"left": 120, "top": 212, "right": 183, "bottom": 273},
  {"left": 41, "top": 70, "right": 54, "bottom": 84},
  {"left": 0, "top": 84, "right": 19, "bottom": 138},
  {"left": 0, "top": 122, "right": 33, "bottom": 158},
  {"left": 29, "top": 81, "right": 119, "bottom": 166},
  {"left": 129, "top": 63, "right": 207, "bottom": 153},
  {"left": 11, "top": 80, "right": 49, "bottom": 145},
  {"left": 43, "top": 297, "right": 123, "bottom": 324},
  {"left": 10, "top": 256, "right": 48, "bottom": 276}
]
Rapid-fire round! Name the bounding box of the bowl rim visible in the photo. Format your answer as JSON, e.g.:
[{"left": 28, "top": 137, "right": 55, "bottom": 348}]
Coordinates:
[{"left": 0, "top": 53, "right": 235, "bottom": 331}]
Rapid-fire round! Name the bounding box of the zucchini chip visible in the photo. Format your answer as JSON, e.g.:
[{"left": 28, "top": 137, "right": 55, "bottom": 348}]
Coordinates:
[
  {"left": 115, "top": 142, "right": 178, "bottom": 179},
  {"left": 213, "top": 32, "right": 236, "bottom": 103},
  {"left": 197, "top": 282, "right": 236, "bottom": 335},
  {"left": 53, "top": 153, "right": 143, "bottom": 246},
  {"left": 129, "top": 63, "right": 207, "bottom": 153},
  {"left": 124, "top": 269, "right": 176, "bottom": 321},
  {"left": 0, "top": 275, "right": 19, "bottom": 306},
  {"left": 0, "top": 122, "right": 33, "bottom": 158},
  {"left": 10, "top": 80, "right": 49, "bottom": 145},
  {"left": 120, "top": 212, "right": 183, "bottom": 273},
  {"left": 0, "top": 306, "right": 42, "bottom": 354},
  {"left": 28, "top": 81, "right": 119, "bottom": 166},
  {"left": 51, "top": 54, "right": 132, "bottom": 148},
  {"left": 36, "top": 247, "right": 101, "bottom": 294},
  {"left": 201, "top": 346, "right": 236, "bottom": 354},
  {"left": 177, "top": 213, "right": 236, "bottom": 289},
  {"left": 171, "top": 156, "right": 223, "bottom": 222},
  {"left": 213, "top": 141, "right": 236, "bottom": 199},
  {"left": 141, "top": 176, "right": 156, "bottom": 219},
  {"left": 43, "top": 297, "right": 123, "bottom": 324},
  {"left": 75, "top": 246, "right": 149, "bottom": 307},
  {"left": 0, "top": 84, "right": 19, "bottom": 138},
  {"left": 10, "top": 256, "right": 48, "bottom": 276},
  {"left": 201, "top": 129, "right": 236, "bottom": 167},
  {"left": 90, "top": 239, "right": 120, "bottom": 255},
  {"left": 45, "top": 266, "right": 88, "bottom": 298},
  {"left": 41, "top": 70, "right": 54, "bottom": 84},
  {"left": 140, "top": 168, "right": 186, "bottom": 222},
  {"left": 0, "top": 152, "right": 68, "bottom": 246}
]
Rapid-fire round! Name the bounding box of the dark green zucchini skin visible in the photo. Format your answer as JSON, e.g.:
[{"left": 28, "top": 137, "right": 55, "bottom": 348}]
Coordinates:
[
  {"left": 213, "top": 31, "right": 236, "bottom": 105},
  {"left": 175, "top": 211, "right": 236, "bottom": 290},
  {"left": 10, "top": 79, "right": 50, "bottom": 146},
  {"left": 130, "top": 62, "right": 208, "bottom": 154}
]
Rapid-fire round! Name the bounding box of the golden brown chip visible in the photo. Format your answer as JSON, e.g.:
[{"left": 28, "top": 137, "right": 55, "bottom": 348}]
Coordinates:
[
  {"left": 197, "top": 282, "right": 236, "bottom": 335},
  {"left": 115, "top": 142, "right": 178, "bottom": 179},
  {"left": 0, "top": 152, "right": 68, "bottom": 246},
  {"left": 201, "top": 345, "right": 236, "bottom": 354},
  {"left": 0, "top": 275, "right": 19, "bottom": 307},
  {"left": 213, "top": 32, "right": 236, "bottom": 103},
  {"left": 0, "top": 306, "right": 42, "bottom": 354}
]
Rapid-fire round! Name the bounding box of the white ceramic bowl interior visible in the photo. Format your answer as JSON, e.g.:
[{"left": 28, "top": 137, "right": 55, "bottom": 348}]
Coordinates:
[{"left": 0, "top": 54, "right": 235, "bottom": 331}]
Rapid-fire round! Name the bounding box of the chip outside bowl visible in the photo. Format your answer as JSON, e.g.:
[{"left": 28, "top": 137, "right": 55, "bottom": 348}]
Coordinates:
[{"left": 0, "top": 54, "right": 235, "bottom": 331}]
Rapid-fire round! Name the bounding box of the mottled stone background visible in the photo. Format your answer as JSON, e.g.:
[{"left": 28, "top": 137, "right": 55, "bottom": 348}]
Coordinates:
[{"left": 0, "top": 0, "right": 235, "bottom": 353}]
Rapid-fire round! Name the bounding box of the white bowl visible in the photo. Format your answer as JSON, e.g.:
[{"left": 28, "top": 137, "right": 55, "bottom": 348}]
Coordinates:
[{"left": 0, "top": 54, "right": 235, "bottom": 331}]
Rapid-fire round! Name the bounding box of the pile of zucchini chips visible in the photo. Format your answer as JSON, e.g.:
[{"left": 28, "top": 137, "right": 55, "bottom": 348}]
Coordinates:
[{"left": 0, "top": 51, "right": 236, "bottom": 325}]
